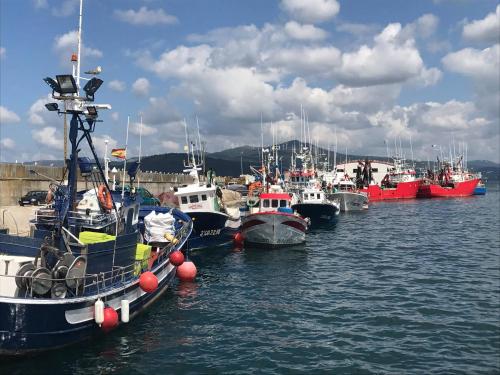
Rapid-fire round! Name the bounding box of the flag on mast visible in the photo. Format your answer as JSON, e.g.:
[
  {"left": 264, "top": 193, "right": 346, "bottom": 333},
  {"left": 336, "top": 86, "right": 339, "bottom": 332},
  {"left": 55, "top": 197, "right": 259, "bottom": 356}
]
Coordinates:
[{"left": 111, "top": 148, "right": 126, "bottom": 159}]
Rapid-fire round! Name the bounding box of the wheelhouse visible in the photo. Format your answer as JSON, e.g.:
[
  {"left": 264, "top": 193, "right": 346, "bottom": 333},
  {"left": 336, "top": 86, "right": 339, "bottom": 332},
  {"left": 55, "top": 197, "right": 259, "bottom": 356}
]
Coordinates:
[
  {"left": 175, "top": 185, "right": 219, "bottom": 213},
  {"left": 259, "top": 193, "right": 292, "bottom": 213}
]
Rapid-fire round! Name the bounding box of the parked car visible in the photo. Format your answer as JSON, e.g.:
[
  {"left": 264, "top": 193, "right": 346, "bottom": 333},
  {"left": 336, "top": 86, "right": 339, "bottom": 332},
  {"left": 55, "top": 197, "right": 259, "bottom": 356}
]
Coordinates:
[{"left": 19, "top": 191, "right": 47, "bottom": 206}]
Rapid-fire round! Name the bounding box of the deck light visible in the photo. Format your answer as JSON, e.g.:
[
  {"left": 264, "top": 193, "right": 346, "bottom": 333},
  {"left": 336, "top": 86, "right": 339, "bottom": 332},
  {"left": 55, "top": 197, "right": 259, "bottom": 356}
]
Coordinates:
[
  {"left": 45, "top": 103, "right": 59, "bottom": 112},
  {"left": 56, "top": 74, "right": 78, "bottom": 95},
  {"left": 86, "top": 106, "right": 98, "bottom": 116},
  {"left": 43, "top": 77, "right": 61, "bottom": 93},
  {"left": 83, "top": 77, "right": 103, "bottom": 99}
]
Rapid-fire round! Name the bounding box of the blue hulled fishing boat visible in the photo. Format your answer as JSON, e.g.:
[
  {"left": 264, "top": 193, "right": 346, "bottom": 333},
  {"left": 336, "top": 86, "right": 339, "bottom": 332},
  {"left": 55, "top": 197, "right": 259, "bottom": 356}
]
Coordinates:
[{"left": 0, "top": 0, "right": 191, "bottom": 355}]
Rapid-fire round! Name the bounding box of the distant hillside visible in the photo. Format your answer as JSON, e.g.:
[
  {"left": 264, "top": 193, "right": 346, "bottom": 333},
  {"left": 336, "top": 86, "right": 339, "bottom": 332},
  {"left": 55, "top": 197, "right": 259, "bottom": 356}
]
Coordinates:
[{"left": 20, "top": 140, "right": 500, "bottom": 181}]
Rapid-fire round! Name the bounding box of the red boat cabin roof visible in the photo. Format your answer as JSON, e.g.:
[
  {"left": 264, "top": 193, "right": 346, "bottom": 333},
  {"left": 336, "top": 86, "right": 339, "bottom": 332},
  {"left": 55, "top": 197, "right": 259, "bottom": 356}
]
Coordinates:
[{"left": 260, "top": 193, "right": 291, "bottom": 200}]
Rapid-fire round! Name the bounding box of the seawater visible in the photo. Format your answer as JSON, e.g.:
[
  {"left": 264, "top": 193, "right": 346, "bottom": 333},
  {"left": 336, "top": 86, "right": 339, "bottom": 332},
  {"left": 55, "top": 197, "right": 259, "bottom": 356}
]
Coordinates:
[{"left": 2, "top": 188, "right": 499, "bottom": 374}]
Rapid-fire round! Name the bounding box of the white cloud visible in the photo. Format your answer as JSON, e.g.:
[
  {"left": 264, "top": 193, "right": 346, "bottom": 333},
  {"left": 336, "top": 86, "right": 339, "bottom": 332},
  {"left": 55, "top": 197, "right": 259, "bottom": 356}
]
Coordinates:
[
  {"left": 130, "top": 122, "right": 157, "bottom": 136},
  {"left": 108, "top": 80, "right": 126, "bottom": 92},
  {"left": 0, "top": 46, "right": 5, "bottom": 59},
  {"left": 33, "top": 0, "right": 47, "bottom": 9},
  {"left": 0, "top": 106, "right": 21, "bottom": 124},
  {"left": 336, "top": 23, "right": 424, "bottom": 86},
  {"left": 336, "top": 22, "right": 379, "bottom": 37},
  {"left": 0, "top": 138, "right": 15, "bottom": 150},
  {"left": 52, "top": 0, "right": 78, "bottom": 17},
  {"left": 284, "top": 21, "right": 328, "bottom": 40},
  {"left": 462, "top": 5, "right": 500, "bottom": 44},
  {"left": 402, "top": 14, "right": 439, "bottom": 39},
  {"left": 114, "top": 6, "right": 178, "bottom": 26},
  {"left": 280, "top": 0, "right": 340, "bottom": 24},
  {"left": 92, "top": 135, "right": 118, "bottom": 158},
  {"left": 53, "top": 30, "right": 103, "bottom": 67},
  {"left": 28, "top": 95, "right": 53, "bottom": 126},
  {"left": 32, "top": 127, "right": 63, "bottom": 150},
  {"left": 161, "top": 140, "right": 180, "bottom": 152},
  {"left": 442, "top": 44, "right": 499, "bottom": 81},
  {"left": 111, "top": 112, "right": 119, "bottom": 122},
  {"left": 132, "top": 78, "right": 150, "bottom": 97}
]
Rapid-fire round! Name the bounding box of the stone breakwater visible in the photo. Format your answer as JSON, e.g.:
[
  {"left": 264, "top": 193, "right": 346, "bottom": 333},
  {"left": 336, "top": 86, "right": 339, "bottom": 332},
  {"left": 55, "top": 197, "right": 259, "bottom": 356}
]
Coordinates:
[{"left": 0, "top": 163, "right": 197, "bottom": 206}]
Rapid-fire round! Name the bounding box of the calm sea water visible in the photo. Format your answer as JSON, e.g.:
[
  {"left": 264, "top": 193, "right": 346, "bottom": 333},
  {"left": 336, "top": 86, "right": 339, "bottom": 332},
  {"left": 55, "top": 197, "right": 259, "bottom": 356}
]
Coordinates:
[{"left": 2, "top": 188, "right": 499, "bottom": 374}]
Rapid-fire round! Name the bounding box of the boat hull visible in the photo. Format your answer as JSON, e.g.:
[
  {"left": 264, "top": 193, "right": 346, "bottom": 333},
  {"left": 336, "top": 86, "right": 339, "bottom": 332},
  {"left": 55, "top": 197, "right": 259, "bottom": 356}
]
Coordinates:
[
  {"left": 242, "top": 212, "right": 307, "bottom": 247},
  {"left": 328, "top": 192, "right": 368, "bottom": 212},
  {"left": 291, "top": 203, "right": 339, "bottom": 224},
  {"left": 473, "top": 184, "right": 486, "bottom": 195},
  {"left": 360, "top": 181, "right": 420, "bottom": 201},
  {"left": 417, "top": 178, "right": 480, "bottom": 198},
  {"left": 0, "top": 259, "right": 176, "bottom": 356},
  {"left": 187, "top": 211, "right": 240, "bottom": 250}
]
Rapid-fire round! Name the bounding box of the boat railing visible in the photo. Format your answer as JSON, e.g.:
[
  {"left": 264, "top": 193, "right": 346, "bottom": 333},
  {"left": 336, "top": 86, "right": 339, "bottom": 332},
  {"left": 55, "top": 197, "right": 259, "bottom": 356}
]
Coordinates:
[
  {"left": 1, "top": 218, "right": 192, "bottom": 299},
  {"left": 33, "top": 208, "right": 117, "bottom": 230}
]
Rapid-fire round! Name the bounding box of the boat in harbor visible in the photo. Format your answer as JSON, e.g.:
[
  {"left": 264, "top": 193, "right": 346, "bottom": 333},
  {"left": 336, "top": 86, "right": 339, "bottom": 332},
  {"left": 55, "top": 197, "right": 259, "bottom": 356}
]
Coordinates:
[
  {"left": 328, "top": 170, "right": 368, "bottom": 212},
  {"left": 417, "top": 157, "right": 479, "bottom": 198},
  {"left": 174, "top": 143, "right": 240, "bottom": 250},
  {"left": 358, "top": 158, "right": 421, "bottom": 201},
  {"left": 0, "top": 1, "right": 192, "bottom": 355},
  {"left": 242, "top": 188, "right": 308, "bottom": 247},
  {"left": 291, "top": 179, "right": 339, "bottom": 224},
  {"left": 473, "top": 173, "right": 487, "bottom": 195}
]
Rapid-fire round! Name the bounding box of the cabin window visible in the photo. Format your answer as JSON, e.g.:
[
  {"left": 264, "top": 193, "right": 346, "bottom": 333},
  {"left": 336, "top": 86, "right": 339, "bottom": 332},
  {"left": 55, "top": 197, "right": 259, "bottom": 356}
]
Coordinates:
[
  {"left": 181, "top": 196, "right": 188, "bottom": 204},
  {"left": 317, "top": 194, "right": 321, "bottom": 199},
  {"left": 201, "top": 194, "right": 207, "bottom": 201},
  {"left": 263, "top": 200, "right": 270, "bottom": 208},
  {"left": 372, "top": 168, "right": 378, "bottom": 172},
  {"left": 280, "top": 200, "right": 287, "bottom": 207},
  {"left": 272, "top": 200, "right": 279, "bottom": 208},
  {"left": 353, "top": 169, "right": 357, "bottom": 173},
  {"left": 337, "top": 169, "right": 344, "bottom": 172},
  {"left": 189, "top": 195, "right": 199, "bottom": 203}
]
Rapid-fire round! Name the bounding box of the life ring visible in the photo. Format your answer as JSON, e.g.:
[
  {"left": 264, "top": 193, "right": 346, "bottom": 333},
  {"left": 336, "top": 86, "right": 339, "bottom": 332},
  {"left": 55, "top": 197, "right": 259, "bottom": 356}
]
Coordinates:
[{"left": 97, "top": 185, "right": 113, "bottom": 211}]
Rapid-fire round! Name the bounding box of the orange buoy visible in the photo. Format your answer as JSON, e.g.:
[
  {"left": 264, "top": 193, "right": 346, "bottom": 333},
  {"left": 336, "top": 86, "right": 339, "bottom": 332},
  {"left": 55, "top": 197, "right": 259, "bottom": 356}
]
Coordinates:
[
  {"left": 233, "top": 232, "right": 244, "bottom": 246},
  {"left": 169, "top": 251, "right": 185, "bottom": 267},
  {"left": 101, "top": 307, "right": 119, "bottom": 332},
  {"left": 139, "top": 271, "right": 158, "bottom": 293},
  {"left": 97, "top": 184, "right": 113, "bottom": 211},
  {"left": 176, "top": 261, "right": 197, "bottom": 282}
]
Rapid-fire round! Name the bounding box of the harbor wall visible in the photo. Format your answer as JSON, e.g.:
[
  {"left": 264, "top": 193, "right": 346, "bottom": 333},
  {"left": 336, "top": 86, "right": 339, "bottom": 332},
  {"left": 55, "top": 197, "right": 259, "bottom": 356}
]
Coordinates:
[{"left": 0, "top": 163, "right": 200, "bottom": 206}]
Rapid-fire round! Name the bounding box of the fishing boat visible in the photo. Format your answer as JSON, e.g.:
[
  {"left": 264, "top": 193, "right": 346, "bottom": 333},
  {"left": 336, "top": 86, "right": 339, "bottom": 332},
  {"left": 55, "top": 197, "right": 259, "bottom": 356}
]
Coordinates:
[
  {"left": 174, "top": 141, "right": 240, "bottom": 250},
  {"left": 291, "top": 179, "right": 340, "bottom": 224},
  {"left": 242, "top": 187, "right": 308, "bottom": 247},
  {"left": 0, "top": 1, "right": 192, "bottom": 355},
  {"left": 358, "top": 158, "right": 421, "bottom": 201},
  {"left": 417, "top": 157, "right": 479, "bottom": 198},
  {"left": 328, "top": 171, "right": 368, "bottom": 212},
  {"left": 473, "top": 173, "right": 487, "bottom": 195}
]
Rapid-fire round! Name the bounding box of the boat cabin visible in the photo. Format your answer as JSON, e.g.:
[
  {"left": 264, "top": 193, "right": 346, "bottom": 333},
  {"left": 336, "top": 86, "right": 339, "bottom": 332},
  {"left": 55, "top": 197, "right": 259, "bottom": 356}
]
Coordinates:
[
  {"left": 175, "top": 184, "right": 220, "bottom": 213},
  {"left": 259, "top": 193, "right": 292, "bottom": 213},
  {"left": 300, "top": 188, "right": 326, "bottom": 204}
]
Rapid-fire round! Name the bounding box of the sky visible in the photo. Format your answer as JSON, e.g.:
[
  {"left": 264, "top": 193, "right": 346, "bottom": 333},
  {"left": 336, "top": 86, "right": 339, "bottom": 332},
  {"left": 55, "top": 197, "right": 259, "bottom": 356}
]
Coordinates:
[{"left": 0, "top": 0, "right": 499, "bottom": 163}]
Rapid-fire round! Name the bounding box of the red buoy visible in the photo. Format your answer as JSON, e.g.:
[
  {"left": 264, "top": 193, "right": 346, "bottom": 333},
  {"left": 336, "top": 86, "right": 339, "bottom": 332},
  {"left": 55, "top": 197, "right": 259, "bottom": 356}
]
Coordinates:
[
  {"left": 101, "top": 307, "right": 119, "bottom": 332},
  {"left": 169, "top": 251, "right": 185, "bottom": 267},
  {"left": 233, "top": 232, "right": 244, "bottom": 246},
  {"left": 176, "top": 261, "right": 197, "bottom": 282},
  {"left": 139, "top": 271, "right": 158, "bottom": 293}
]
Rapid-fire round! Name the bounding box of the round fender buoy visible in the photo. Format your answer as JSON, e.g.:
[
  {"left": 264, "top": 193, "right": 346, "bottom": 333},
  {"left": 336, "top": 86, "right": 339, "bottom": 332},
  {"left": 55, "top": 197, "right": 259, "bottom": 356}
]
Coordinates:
[
  {"left": 101, "top": 307, "right": 119, "bottom": 332},
  {"left": 176, "top": 261, "right": 197, "bottom": 282},
  {"left": 233, "top": 232, "right": 244, "bottom": 246},
  {"left": 169, "top": 251, "right": 185, "bottom": 267},
  {"left": 139, "top": 271, "right": 158, "bottom": 293}
]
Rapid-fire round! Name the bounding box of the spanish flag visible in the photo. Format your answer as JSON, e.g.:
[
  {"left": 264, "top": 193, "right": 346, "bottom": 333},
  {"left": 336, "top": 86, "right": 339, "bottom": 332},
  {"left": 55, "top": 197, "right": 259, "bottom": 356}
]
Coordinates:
[{"left": 111, "top": 148, "right": 126, "bottom": 159}]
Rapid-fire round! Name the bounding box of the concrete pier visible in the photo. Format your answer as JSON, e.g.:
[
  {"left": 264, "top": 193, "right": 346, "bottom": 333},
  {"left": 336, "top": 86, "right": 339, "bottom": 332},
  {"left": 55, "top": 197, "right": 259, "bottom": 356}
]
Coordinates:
[{"left": 0, "top": 163, "right": 197, "bottom": 206}]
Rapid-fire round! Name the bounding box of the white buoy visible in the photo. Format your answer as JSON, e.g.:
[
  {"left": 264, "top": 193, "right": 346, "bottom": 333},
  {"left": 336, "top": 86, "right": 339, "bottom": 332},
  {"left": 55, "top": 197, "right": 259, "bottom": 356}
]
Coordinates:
[
  {"left": 121, "top": 299, "right": 130, "bottom": 323},
  {"left": 94, "top": 299, "right": 104, "bottom": 325}
]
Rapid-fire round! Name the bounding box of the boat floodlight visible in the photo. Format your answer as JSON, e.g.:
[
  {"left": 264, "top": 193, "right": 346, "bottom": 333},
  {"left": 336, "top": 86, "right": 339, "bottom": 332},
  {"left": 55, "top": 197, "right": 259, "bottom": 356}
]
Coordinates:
[
  {"left": 56, "top": 74, "right": 78, "bottom": 95},
  {"left": 83, "top": 77, "right": 103, "bottom": 99},
  {"left": 86, "top": 106, "right": 98, "bottom": 116},
  {"left": 45, "top": 103, "right": 59, "bottom": 112},
  {"left": 43, "top": 77, "right": 61, "bottom": 93}
]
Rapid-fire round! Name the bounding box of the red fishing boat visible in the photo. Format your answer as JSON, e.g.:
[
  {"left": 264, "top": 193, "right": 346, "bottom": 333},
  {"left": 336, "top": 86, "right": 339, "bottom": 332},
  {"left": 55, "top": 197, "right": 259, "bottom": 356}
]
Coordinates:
[
  {"left": 358, "top": 158, "right": 421, "bottom": 201},
  {"left": 417, "top": 157, "right": 479, "bottom": 198}
]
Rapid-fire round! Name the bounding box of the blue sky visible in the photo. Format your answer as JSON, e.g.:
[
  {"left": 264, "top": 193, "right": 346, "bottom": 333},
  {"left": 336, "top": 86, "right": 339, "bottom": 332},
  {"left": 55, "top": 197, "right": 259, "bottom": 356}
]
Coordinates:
[{"left": 0, "top": 0, "right": 499, "bottom": 163}]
